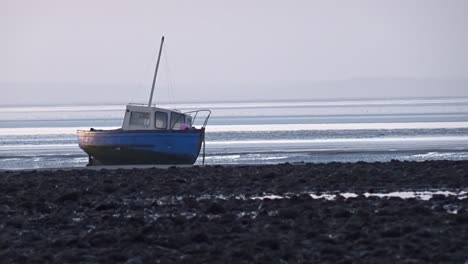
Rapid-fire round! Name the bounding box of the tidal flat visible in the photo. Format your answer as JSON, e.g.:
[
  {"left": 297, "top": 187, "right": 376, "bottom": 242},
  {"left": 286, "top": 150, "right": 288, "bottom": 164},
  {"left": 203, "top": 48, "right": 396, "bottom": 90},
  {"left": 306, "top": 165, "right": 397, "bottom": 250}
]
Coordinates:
[{"left": 0, "top": 160, "right": 467, "bottom": 263}]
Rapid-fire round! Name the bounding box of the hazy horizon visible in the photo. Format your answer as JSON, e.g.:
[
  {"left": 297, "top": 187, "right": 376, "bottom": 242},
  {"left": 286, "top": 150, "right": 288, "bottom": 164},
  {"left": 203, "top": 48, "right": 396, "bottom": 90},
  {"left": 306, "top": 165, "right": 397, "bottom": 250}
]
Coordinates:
[
  {"left": 2, "top": 0, "right": 468, "bottom": 105},
  {"left": 1, "top": 77, "right": 467, "bottom": 107}
]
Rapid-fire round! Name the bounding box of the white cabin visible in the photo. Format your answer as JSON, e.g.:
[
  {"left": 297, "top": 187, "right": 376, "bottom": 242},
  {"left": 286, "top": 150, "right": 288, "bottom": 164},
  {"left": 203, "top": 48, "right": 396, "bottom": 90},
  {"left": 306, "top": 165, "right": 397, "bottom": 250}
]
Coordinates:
[{"left": 122, "top": 104, "right": 192, "bottom": 131}]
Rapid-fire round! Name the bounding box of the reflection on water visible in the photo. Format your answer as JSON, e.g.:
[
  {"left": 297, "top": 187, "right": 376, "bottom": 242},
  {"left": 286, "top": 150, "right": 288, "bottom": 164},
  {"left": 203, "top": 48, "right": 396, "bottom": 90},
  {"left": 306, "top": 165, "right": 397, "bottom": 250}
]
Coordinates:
[
  {"left": 251, "top": 190, "right": 468, "bottom": 201},
  {"left": 126, "top": 190, "right": 468, "bottom": 221},
  {"left": 1, "top": 98, "right": 468, "bottom": 169},
  {"left": 149, "top": 190, "right": 468, "bottom": 204}
]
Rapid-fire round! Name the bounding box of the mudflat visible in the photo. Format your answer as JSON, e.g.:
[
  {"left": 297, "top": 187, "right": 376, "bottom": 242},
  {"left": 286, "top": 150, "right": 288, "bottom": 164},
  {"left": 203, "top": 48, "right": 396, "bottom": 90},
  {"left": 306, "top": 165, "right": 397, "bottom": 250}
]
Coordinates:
[{"left": 0, "top": 160, "right": 467, "bottom": 263}]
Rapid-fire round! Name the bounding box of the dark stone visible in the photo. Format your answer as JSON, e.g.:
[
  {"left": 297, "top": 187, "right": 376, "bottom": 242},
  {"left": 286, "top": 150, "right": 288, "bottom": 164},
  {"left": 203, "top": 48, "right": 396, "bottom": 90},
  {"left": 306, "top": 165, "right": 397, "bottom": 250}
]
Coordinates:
[
  {"left": 263, "top": 172, "right": 278, "bottom": 179},
  {"left": 89, "top": 232, "right": 118, "bottom": 246},
  {"left": 125, "top": 256, "right": 143, "bottom": 264},
  {"left": 257, "top": 238, "right": 280, "bottom": 250},
  {"left": 191, "top": 232, "right": 209, "bottom": 243},
  {"left": 55, "top": 192, "right": 80, "bottom": 202},
  {"left": 278, "top": 208, "right": 299, "bottom": 219},
  {"left": 205, "top": 202, "right": 226, "bottom": 214},
  {"left": 95, "top": 202, "right": 119, "bottom": 211}
]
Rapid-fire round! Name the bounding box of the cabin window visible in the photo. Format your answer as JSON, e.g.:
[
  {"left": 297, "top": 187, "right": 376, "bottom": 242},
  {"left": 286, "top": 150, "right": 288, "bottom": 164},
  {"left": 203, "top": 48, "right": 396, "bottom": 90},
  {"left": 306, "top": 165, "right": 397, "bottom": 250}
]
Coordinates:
[
  {"left": 170, "top": 112, "right": 185, "bottom": 129},
  {"left": 129, "top": 112, "right": 150, "bottom": 127},
  {"left": 155, "top": 111, "right": 168, "bottom": 129}
]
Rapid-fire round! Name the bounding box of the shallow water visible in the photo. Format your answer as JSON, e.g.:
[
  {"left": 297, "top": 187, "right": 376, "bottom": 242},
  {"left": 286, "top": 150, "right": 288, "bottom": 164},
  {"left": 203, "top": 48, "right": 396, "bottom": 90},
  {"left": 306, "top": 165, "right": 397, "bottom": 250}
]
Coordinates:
[
  {"left": 106, "top": 190, "right": 468, "bottom": 222},
  {"left": 150, "top": 190, "right": 468, "bottom": 204},
  {"left": 1, "top": 97, "right": 468, "bottom": 169}
]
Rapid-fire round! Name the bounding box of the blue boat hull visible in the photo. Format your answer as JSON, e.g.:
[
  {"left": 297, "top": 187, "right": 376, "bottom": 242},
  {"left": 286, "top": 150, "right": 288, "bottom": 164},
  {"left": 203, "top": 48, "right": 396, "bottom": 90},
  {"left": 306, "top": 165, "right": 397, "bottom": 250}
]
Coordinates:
[{"left": 77, "top": 129, "right": 204, "bottom": 165}]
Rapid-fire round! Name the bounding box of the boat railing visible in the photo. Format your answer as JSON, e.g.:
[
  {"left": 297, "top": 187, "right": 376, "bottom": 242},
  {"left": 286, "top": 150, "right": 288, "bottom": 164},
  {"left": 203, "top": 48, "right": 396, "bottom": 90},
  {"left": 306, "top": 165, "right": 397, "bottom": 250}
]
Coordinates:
[
  {"left": 185, "top": 109, "right": 212, "bottom": 128},
  {"left": 169, "top": 109, "right": 211, "bottom": 130}
]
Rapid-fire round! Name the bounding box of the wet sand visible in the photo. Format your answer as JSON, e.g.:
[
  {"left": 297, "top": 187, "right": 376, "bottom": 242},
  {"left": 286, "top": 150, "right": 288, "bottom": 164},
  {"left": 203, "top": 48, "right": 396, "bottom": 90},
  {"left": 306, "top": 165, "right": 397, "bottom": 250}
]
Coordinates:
[{"left": 0, "top": 160, "right": 467, "bottom": 263}]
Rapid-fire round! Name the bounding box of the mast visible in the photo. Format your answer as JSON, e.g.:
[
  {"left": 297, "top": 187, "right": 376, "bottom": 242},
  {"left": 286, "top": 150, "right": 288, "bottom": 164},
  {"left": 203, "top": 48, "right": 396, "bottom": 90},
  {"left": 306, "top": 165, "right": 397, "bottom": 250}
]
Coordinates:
[{"left": 148, "top": 36, "right": 165, "bottom": 107}]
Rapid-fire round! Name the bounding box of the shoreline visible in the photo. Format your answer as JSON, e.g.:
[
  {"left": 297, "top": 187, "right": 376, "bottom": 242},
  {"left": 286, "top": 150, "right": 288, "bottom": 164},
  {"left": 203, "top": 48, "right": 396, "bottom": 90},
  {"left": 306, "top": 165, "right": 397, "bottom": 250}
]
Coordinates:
[{"left": 1, "top": 160, "right": 467, "bottom": 263}]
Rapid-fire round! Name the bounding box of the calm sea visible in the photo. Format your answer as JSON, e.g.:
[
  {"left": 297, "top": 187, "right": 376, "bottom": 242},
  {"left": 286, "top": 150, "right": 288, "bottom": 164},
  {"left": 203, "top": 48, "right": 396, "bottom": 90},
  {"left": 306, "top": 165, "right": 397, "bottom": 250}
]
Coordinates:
[{"left": 1, "top": 97, "right": 468, "bottom": 170}]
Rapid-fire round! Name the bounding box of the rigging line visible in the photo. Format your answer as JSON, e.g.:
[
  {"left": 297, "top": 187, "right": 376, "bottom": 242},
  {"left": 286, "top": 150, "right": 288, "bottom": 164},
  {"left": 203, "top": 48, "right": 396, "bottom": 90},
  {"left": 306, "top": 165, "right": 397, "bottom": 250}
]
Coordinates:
[{"left": 163, "top": 45, "right": 176, "bottom": 110}]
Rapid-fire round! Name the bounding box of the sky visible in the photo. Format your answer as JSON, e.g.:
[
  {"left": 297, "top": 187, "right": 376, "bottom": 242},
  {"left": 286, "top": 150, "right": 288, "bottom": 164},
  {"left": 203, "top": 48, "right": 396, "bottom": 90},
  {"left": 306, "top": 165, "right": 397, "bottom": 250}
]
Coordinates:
[{"left": 2, "top": 0, "right": 468, "bottom": 105}]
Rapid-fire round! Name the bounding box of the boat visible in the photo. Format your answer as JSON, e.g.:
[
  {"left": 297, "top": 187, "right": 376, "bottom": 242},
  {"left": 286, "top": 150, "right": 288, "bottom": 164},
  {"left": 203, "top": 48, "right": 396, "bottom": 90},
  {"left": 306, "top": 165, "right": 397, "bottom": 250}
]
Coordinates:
[{"left": 77, "top": 36, "right": 211, "bottom": 166}]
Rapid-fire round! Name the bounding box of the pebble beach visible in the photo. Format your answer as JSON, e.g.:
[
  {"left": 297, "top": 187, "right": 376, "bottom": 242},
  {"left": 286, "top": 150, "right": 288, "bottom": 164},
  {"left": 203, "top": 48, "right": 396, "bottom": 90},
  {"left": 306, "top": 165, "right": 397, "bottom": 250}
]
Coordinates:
[{"left": 1, "top": 160, "right": 467, "bottom": 263}]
